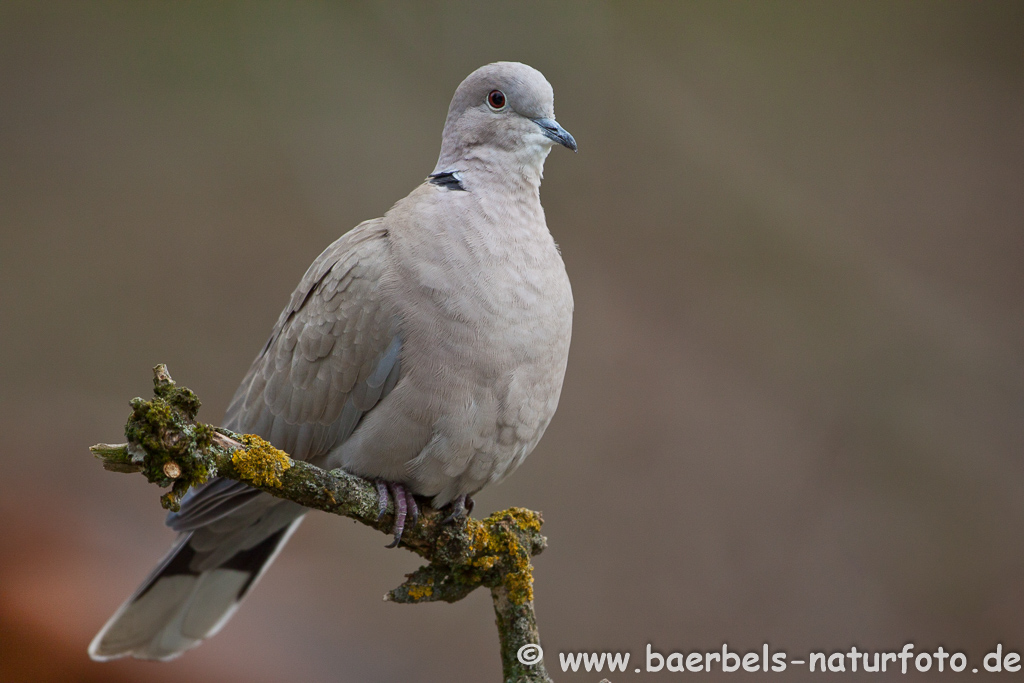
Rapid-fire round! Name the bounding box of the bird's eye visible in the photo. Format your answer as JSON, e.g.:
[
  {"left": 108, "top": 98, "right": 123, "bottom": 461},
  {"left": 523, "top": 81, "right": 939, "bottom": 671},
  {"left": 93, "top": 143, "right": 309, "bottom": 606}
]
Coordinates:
[{"left": 487, "top": 90, "right": 506, "bottom": 110}]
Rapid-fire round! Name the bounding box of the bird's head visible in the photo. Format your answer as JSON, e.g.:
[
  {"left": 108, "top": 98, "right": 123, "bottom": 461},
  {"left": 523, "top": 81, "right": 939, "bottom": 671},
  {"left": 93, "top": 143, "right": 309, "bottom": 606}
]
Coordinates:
[{"left": 433, "top": 62, "right": 576, "bottom": 181}]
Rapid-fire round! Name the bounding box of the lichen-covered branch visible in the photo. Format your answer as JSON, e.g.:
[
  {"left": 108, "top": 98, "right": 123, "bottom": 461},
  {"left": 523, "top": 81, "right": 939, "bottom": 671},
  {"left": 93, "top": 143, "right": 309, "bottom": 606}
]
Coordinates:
[{"left": 90, "top": 365, "right": 552, "bottom": 683}]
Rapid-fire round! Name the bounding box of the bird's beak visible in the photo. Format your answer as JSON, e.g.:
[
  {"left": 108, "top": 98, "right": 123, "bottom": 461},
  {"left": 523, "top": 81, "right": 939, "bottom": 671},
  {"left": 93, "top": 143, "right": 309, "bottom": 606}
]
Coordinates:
[{"left": 532, "top": 118, "right": 577, "bottom": 152}]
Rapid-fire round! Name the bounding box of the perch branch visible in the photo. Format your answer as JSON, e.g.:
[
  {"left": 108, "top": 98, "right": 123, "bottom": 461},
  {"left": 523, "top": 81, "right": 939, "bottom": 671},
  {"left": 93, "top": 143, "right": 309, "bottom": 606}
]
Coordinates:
[{"left": 90, "top": 365, "right": 551, "bottom": 683}]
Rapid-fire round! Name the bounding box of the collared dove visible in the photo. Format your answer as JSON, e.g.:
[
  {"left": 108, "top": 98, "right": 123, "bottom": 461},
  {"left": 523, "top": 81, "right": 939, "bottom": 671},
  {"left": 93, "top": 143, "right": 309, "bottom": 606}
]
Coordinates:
[{"left": 89, "top": 61, "right": 576, "bottom": 661}]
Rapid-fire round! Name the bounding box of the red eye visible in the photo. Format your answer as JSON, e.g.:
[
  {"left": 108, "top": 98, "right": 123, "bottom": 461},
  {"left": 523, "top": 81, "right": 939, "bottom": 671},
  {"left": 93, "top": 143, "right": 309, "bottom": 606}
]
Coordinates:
[{"left": 487, "top": 90, "right": 506, "bottom": 110}]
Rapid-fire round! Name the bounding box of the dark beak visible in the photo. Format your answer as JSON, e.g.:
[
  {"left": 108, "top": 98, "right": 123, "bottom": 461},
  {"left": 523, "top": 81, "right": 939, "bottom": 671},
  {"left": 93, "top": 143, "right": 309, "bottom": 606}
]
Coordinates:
[{"left": 532, "top": 117, "right": 577, "bottom": 152}]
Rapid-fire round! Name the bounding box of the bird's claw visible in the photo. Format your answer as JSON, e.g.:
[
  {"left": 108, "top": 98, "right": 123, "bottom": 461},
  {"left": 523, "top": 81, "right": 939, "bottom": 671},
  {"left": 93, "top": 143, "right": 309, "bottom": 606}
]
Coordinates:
[
  {"left": 377, "top": 481, "right": 419, "bottom": 548},
  {"left": 376, "top": 481, "right": 390, "bottom": 521},
  {"left": 442, "top": 494, "right": 475, "bottom": 525}
]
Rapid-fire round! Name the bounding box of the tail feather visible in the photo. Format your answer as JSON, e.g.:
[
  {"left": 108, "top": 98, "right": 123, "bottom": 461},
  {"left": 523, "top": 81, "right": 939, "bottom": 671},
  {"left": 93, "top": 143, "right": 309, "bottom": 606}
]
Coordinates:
[{"left": 89, "top": 518, "right": 302, "bottom": 661}]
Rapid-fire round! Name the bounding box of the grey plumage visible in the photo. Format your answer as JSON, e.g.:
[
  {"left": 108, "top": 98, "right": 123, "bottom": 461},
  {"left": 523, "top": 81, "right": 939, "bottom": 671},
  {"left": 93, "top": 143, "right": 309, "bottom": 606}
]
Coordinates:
[{"left": 90, "top": 61, "right": 575, "bottom": 661}]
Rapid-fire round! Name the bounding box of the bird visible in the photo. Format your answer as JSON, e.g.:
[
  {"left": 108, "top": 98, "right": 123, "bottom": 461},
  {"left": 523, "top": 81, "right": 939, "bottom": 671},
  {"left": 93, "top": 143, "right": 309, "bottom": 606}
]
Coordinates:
[{"left": 89, "top": 61, "right": 576, "bottom": 661}]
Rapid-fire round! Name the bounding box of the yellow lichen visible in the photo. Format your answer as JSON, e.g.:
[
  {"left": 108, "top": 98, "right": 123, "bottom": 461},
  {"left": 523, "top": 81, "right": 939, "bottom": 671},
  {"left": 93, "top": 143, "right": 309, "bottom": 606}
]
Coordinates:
[
  {"left": 407, "top": 585, "right": 434, "bottom": 601},
  {"left": 500, "top": 532, "right": 535, "bottom": 605},
  {"left": 472, "top": 556, "right": 498, "bottom": 571},
  {"left": 500, "top": 507, "right": 543, "bottom": 534},
  {"left": 462, "top": 507, "right": 540, "bottom": 605},
  {"left": 232, "top": 434, "right": 292, "bottom": 487},
  {"left": 504, "top": 566, "right": 534, "bottom": 604},
  {"left": 467, "top": 519, "right": 493, "bottom": 555}
]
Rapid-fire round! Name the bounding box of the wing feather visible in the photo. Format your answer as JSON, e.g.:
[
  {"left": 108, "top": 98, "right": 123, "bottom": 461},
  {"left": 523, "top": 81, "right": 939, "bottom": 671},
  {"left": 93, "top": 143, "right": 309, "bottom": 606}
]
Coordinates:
[{"left": 169, "top": 220, "right": 402, "bottom": 532}]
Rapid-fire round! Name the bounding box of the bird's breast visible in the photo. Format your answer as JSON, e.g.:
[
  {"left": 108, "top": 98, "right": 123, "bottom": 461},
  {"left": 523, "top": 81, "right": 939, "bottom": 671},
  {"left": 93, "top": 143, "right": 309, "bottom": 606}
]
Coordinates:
[
  {"left": 362, "top": 186, "right": 573, "bottom": 499},
  {"left": 405, "top": 224, "right": 569, "bottom": 360},
  {"left": 387, "top": 197, "right": 572, "bottom": 410}
]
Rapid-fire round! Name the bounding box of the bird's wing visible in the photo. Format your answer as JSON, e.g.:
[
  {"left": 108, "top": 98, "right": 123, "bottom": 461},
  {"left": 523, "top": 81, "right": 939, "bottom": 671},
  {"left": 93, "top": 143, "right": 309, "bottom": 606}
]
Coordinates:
[{"left": 169, "top": 219, "right": 401, "bottom": 531}]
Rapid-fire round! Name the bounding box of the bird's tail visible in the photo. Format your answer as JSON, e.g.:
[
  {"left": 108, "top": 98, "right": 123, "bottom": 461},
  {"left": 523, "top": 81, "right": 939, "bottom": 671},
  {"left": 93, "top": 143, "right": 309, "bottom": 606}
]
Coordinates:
[{"left": 88, "top": 517, "right": 302, "bottom": 661}]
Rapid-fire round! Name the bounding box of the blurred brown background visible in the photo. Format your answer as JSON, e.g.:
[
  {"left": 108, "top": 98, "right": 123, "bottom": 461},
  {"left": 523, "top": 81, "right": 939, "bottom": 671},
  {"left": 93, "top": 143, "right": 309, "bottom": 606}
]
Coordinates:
[{"left": 2, "top": 2, "right": 1023, "bottom": 681}]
